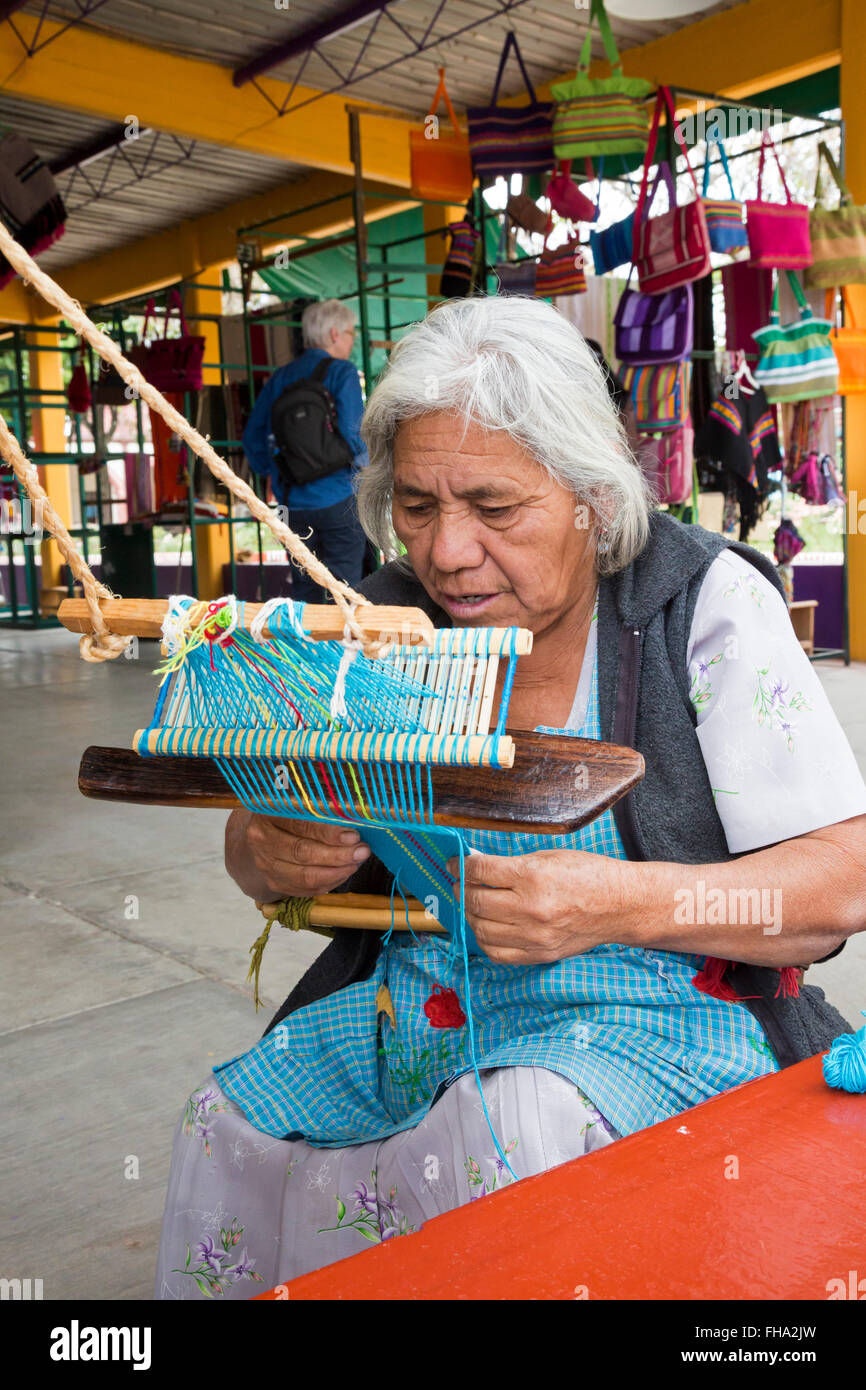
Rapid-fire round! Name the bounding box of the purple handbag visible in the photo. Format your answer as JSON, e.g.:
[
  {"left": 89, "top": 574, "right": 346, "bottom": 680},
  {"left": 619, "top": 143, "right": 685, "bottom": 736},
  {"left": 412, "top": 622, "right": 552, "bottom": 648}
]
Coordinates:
[{"left": 614, "top": 270, "right": 693, "bottom": 365}]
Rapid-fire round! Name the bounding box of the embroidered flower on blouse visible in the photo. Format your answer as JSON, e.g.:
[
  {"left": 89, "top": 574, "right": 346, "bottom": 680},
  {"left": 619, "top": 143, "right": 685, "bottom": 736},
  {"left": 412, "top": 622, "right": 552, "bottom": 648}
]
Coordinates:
[
  {"left": 753, "top": 667, "right": 813, "bottom": 752},
  {"left": 689, "top": 651, "right": 724, "bottom": 711},
  {"left": 723, "top": 574, "right": 765, "bottom": 606}
]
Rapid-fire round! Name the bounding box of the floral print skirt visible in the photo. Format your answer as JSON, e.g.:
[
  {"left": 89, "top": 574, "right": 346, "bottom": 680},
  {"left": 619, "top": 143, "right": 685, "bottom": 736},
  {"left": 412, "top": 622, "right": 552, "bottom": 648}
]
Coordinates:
[{"left": 154, "top": 1066, "right": 619, "bottom": 1299}]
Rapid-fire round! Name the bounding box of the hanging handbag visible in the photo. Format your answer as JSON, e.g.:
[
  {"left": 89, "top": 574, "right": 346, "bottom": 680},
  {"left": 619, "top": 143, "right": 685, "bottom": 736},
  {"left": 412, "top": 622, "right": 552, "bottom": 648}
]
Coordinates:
[
  {"left": 773, "top": 516, "right": 805, "bottom": 564},
  {"left": 550, "top": 0, "right": 652, "bottom": 168},
  {"left": 700, "top": 130, "right": 749, "bottom": 257},
  {"left": 505, "top": 190, "right": 547, "bottom": 235},
  {"left": 620, "top": 361, "right": 691, "bottom": 432},
  {"left": 92, "top": 358, "right": 130, "bottom": 406},
  {"left": 130, "top": 291, "right": 205, "bottom": 393},
  {"left": 825, "top": 287, "right": 866, "bottom": 395},
  {"left": 632, "top": 88, "right": 711, "bottom": 295},
  {"left": 495, "top": 259, "right": 537, "bottom": 296},
  {"left": 614, "top": 271, "right": 693, "bottom": 365},
  {"left": 588, "top": 156, "right": 635, "bottom": 273},
  {"left": 534, "top": 215, "right": 587, "bottom": 299},
  {"left": 493, "top": 217, "right": 537, "bottom": 296},
  {"left": 440, "top": 217, "right": 481, "bottom": 298},
  {"left": 546, "top": 160, "right": 597, "bottom": 223},
  {"left": 467, "top": 31, "right": 554, "bottom": 179},
  {"left": 66, "top": 349, "right": 91, "bottom": 415},
  {"left": 640, "top": 421, "right": 694, "bottom": 505},
  {"left": 745, "top": 130, "right": 811, "bottom": 270},
  {"left": 804, "top": 142, "right": 866, "bottom": 288},
  {"left": 410, "top": 68, "right": 474, "bottom": 203},
  {"left": 752, "top": 271, "right": 839, "bottom": 403}
]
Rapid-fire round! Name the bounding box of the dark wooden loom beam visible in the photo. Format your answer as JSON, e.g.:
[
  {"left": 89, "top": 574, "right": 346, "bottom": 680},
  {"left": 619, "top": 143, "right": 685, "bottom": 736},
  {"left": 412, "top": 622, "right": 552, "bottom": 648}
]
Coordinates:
[{"left": 78, "top": 733, "right": 644, "bottom": 835}]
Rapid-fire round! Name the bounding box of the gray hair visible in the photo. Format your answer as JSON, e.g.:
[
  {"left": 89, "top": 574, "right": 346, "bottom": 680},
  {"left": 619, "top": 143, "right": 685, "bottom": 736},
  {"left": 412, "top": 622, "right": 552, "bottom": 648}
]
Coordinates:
[
  {"left": 358, "top": 295, "right": 652, "bottom": 575},
  {"left": 301, "top": 298, "right": 355, "bottom": 351}
]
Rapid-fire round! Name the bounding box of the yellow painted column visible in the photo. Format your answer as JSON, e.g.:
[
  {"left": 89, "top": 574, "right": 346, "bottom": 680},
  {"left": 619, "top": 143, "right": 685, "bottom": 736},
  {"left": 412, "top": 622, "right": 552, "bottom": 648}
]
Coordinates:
[
  {"left": 184, "top": 270, "right": 230, "bottom": 599},
  {"left": 27, "top": 321, "right": 75, "bottom": 606},
  {"left": 841, "top": 0, "right": 866, "bottom": 658}
]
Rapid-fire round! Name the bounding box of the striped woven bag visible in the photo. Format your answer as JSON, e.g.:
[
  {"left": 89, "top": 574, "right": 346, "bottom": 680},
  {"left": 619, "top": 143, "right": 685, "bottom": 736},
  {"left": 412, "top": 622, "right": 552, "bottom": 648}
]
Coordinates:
[
  {"left": 804, "top": 142, "right": 866, "bottom": 289},
  {"left": 700, "top": 131, "right": 749, "bottom": 257},
  {"left": 753, "top": 271, "right": 839, "bottom": 403},
  {"left": 534, "top": 214, "right": 587, "bottom": 299},
  {"left": 551, "top": 0, "right": 652, "bottom": 165},
  {"left": 619, "top": 362, "right": 692, "bottom": 433},
  {"left": 467, "top": 31, "right": 554, "bottom": 179}
]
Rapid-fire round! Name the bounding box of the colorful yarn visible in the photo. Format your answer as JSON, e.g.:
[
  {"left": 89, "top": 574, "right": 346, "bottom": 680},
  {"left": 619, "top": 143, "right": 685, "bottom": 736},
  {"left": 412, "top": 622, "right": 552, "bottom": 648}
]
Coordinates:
[
  {"left": 823, "top": 1012, "right": 866, "bottom": 1093},
  {"left": 145, "top": 595, "right": 524, "bottom": 1181}
]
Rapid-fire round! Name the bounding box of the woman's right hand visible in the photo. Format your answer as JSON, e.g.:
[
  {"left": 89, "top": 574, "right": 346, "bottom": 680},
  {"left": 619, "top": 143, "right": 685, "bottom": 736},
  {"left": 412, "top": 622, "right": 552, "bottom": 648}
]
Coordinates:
[{"left": 225, "top": 808, "right": 370, "bottom": 902}]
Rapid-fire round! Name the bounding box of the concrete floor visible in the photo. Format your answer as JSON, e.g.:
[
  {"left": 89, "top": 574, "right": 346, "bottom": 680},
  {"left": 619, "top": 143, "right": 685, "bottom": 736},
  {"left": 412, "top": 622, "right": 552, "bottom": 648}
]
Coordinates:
[{"left": 1, "top": 627, "right": 865, "bottom": 1300}]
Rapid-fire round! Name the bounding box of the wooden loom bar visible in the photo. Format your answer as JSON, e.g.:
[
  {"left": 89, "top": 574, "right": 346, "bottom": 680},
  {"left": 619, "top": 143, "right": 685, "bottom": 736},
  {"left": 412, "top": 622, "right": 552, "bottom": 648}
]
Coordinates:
[
  {"left": 134, "top": 726, "right": 517, "bottom": 768},
  {"left": 257, "top": 893, "right": 443, "bottom": 932},
  {"left": 58, "top": 597, "right": 437, "bottom": 647},
  {"left": 78, "top": 737, "right": 645, "bottom": 834}
]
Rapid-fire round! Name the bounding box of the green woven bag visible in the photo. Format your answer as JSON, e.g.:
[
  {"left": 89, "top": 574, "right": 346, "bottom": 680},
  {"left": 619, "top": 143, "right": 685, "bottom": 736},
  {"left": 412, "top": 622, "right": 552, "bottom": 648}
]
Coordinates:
[
  {"left": 753, "top": 271, "right": 840, "bottom": 403},
  {"left": 804, "top": 142, "right": 866, "bottom": 289},
  {"left": 551, "top": 0, "right": 653, "bottom": 168}
]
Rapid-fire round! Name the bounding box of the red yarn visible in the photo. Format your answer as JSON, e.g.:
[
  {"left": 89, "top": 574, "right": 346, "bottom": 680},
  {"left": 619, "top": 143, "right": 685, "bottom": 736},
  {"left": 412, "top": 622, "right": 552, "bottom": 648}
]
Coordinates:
[
  {"left": 691, "top": 956, "right": 761, "bottom": 1002},
  {"left": 424, "top": 985, "right": 466, "bottom": 1029},
  {"left": 692, "top": 956, "right": 799, "bottom": 1002},
  {"left": 691, "top": 956, "right": 745, "bottom": 1001},
  {"left": 775, "top": 967, "right": 802, "bottom": 1000}
]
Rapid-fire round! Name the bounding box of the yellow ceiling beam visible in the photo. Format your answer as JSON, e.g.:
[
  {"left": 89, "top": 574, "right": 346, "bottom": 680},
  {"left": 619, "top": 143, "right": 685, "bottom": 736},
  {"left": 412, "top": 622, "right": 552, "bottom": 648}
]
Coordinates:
[
  {"left": 0, "top": 14, "right": 413, "bottom": 183},
  {"left": 0, "top": 172, "right": 415, "bottom": 324}
]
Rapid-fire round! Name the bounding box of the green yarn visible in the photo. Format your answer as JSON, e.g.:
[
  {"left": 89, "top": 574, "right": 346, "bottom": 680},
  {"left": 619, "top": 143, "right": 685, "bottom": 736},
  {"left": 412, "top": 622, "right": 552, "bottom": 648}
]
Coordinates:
[{"left": 246, "top": 896, "right": 333, "bottom": 1011}]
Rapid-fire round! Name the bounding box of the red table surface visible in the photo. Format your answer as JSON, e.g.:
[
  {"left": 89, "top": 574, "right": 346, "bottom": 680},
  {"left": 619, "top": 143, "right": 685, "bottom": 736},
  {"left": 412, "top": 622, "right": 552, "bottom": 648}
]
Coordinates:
[{"left": 256, "top": 1056, "right": 866, "bottom": 1301}]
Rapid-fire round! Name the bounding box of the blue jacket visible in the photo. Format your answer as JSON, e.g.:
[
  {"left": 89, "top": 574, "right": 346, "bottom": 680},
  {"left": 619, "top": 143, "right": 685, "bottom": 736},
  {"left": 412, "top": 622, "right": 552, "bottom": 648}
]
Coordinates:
[{"left": 242, "top": 348, "right": 369, "bottom": 511}]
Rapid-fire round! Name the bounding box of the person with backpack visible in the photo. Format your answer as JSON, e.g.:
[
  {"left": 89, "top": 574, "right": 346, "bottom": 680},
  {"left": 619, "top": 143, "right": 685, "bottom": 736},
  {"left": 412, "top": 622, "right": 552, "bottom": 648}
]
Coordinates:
[{"left": 242, "top": 299, "right": 369, "bottom": 602}]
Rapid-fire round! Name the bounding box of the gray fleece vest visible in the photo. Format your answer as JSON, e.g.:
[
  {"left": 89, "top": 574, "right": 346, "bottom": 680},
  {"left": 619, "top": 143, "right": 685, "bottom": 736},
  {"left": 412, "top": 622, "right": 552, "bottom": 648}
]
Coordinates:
[{"left": 266, "top": 511, "right": 851, "bottom": 1067}]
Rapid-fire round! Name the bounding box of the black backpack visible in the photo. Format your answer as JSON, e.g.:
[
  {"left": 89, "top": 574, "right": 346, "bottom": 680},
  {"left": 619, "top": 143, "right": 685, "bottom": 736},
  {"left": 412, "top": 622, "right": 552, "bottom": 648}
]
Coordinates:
[{"left": 270, "top": 358, "right": 354, "bottom": 487}]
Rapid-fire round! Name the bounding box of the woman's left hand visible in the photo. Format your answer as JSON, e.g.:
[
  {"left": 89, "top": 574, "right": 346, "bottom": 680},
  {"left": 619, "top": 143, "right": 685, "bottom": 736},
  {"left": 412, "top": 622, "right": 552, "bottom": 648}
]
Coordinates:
[{"left": 447, "top": 849, "right": 627, "bottom": 965}]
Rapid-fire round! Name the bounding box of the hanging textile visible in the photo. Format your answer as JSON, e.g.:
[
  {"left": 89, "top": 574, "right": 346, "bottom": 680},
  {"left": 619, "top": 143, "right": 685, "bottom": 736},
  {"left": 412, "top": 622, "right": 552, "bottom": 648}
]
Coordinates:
[
  {"left": 694, "top": 383, "right": 780, "bottom": 541},
  {"left": 722, "top": 261, "right": 773, "bottom": 358},
  {"left": 0, "top": 132, "right": 65, "bottom": 287},
  {"left": 149, "top": 391, "right": 189, "bottom": 510},
  {"left": 123, "top": 451, "right": 155, "bottom": 521},
  {"left": 690, "top": 272, "right": 720, "bottom": 439}
]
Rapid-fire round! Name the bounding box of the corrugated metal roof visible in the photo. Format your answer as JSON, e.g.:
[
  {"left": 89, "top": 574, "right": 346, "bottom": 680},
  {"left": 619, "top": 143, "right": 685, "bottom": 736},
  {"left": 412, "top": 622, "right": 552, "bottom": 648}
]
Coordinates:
[
  {"left": 3, "top": 0, "right": 746, "bottom": 272},
  {"left": 0, "top": 92, "right": 307, "bottom": 268},
  {"left": 30, "top": 0, "right": 747, "bottom": 115}
]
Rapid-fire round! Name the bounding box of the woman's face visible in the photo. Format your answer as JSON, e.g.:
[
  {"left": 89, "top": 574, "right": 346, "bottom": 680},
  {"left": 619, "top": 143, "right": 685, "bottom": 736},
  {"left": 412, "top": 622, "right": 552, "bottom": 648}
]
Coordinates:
[{"left": 392, "top": 412, "right": 597, "bottom": 634}]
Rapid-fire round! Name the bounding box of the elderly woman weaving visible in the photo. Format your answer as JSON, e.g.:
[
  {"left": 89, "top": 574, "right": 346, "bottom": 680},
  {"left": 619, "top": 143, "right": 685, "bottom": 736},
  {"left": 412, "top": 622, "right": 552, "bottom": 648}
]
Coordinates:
[{"left": 156, "top": 297, "right": 865, "bottom": 1298}]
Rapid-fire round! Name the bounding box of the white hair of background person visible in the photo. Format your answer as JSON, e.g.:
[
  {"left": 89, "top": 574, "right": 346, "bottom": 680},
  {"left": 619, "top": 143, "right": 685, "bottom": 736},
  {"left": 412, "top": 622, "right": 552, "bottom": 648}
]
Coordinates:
[
  {"left": 358, "top": 295, "right": 652, "bottom": 576},
  {"left": 301, "top": 298, "right": 356, "bottom": 351}
]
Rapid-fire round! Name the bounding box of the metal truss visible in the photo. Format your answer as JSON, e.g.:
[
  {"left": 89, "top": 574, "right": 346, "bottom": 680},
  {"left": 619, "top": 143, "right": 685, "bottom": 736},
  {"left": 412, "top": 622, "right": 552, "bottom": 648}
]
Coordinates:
[
  {"left": 55, "top": 129, "right": 198, "bottom": 214},
  {"left": 2, "top": 0, "right": 113, "bottom": 58},
  {"left": 242, "top": 0, "right": 536, "bottom": 119}
]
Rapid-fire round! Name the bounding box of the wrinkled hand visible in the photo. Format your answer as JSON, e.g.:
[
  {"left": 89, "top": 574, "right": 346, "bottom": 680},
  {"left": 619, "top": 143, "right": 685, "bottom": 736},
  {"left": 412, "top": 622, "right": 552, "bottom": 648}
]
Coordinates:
[
  {"left": 447, "top": 848, "right": 625, "bottom": 965},
  {"left": 229, "top": 809, "right": 370, "bottom": 900}
]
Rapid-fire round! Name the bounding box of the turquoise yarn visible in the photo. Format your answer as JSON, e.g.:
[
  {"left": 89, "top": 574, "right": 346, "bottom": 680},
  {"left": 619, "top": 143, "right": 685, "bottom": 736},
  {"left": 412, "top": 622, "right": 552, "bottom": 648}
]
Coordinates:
[{"left": 823, "top": 1012, "right": 866, "bottom": 1093}]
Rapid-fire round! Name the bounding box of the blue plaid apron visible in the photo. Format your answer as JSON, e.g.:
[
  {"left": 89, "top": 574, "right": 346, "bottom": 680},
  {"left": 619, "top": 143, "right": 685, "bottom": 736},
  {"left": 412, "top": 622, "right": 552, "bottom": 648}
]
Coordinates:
[{"left": 215, "top": 642, "right": 778, "bottom": 1145}]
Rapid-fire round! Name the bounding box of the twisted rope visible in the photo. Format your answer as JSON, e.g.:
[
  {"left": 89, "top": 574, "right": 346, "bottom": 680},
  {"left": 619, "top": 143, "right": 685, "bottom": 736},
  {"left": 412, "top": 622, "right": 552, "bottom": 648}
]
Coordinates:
[
  {"left": 0, "top": 413, "right": 129, "bottom": 661},
  {"left": 0, "top": 217, "right": 373, "bottom": 659}
]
